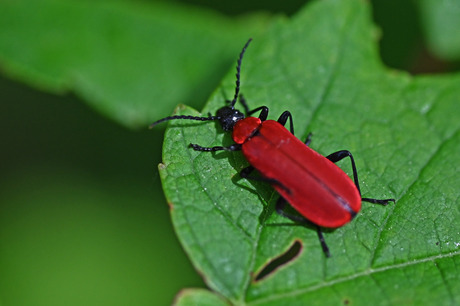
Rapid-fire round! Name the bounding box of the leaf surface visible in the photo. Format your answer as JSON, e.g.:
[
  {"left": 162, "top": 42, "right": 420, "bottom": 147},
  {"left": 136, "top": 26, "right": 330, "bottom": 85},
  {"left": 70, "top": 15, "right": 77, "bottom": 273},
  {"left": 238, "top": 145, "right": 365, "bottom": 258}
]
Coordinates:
[{"left": 158, "top": 0, "right": 460, "bottom": 304}]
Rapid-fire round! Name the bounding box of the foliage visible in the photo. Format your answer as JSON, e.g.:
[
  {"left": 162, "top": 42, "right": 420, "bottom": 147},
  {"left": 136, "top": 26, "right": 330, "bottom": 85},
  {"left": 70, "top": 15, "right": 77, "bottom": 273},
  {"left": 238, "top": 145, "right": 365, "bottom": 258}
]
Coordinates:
[{"left": 1, "top": 0, "right": 459, "bottom": 305}]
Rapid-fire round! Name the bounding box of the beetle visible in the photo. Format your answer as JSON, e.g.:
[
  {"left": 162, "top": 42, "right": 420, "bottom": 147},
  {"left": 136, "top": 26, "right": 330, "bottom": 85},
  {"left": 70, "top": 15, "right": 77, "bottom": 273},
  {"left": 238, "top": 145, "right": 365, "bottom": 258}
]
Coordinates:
[{"left": 151, "top": 38, "right": 395, "bottom": 257}]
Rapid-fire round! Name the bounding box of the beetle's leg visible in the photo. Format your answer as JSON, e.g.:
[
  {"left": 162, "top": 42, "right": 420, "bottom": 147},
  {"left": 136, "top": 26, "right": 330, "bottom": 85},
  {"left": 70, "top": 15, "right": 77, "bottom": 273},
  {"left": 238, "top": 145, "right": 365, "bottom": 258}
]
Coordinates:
[
  {"left": 240, "top": 166, "right": 284, "bottom": 186},
  {"left": 326, "top": 150, "right": 395, "bottom": 205},
  {"left": 276, "top": 197, "right": 330, "bottom": 257},
  {"left": 304, "top": 133, "right": 313, "bottom": 146},
  {"left": 240, "top": 165, "right": 255, "bottom": 177},
  {"left": 276, "top": 111, "right": 295, "bottom": 135},
  {"left": 247, "top": 106, "right": 269, "bottom": 121},
  {"left": 240, "top": 168, "right": 292, "bottom": 195},
  {"left": 239, "top": 95, "right": 251, "bottom": 115},
  {"left": 189, "top": 143, "right": 241, "bottom": 152},
  {"left": 241, "top": 170, "right": 279, "bottom": 184}
]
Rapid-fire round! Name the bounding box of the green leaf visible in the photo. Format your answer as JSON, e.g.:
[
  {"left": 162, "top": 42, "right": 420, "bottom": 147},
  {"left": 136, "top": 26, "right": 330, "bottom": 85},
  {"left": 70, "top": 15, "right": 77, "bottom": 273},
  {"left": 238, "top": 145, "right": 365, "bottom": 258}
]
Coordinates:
[
  {"left": 0, "top": 0, "right": 269, "bottom": 128},
  {"left": 158, "top": 0, "right": 460, "bottom": 304},
  {"left": 417, "top": 0, "right": 460, "bottom": 61}
]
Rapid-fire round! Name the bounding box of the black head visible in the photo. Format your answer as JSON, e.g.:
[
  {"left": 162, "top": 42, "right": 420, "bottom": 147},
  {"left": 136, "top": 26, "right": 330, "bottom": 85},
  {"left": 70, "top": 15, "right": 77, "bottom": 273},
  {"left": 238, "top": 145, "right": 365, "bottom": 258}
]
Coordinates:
[{"left": 216, "top": 106, "right": 245, "bottom": 131}]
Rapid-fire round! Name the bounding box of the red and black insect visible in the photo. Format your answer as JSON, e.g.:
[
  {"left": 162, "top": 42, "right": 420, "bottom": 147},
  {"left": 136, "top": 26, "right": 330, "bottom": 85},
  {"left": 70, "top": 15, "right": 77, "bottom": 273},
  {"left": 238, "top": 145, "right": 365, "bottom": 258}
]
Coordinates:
[{"left": 151, "top": 39, "right": 395, "bottom": 257}]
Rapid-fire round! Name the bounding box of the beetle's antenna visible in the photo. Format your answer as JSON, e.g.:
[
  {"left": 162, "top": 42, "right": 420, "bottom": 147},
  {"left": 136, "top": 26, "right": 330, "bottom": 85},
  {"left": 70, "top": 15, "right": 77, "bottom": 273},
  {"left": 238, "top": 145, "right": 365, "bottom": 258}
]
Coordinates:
[
  {"left": 230, "top": 38, "right": 252, "bottom": 109},
  {"left": 149, "top": 115, "right": 218, "bottom": 129}
]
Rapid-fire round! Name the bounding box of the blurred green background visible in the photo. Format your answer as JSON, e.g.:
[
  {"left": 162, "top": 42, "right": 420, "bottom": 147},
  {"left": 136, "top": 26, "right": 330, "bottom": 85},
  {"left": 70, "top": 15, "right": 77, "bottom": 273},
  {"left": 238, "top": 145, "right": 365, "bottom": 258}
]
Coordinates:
[{"left": 1, "top": 0, "right": 458, "bottom": 305}]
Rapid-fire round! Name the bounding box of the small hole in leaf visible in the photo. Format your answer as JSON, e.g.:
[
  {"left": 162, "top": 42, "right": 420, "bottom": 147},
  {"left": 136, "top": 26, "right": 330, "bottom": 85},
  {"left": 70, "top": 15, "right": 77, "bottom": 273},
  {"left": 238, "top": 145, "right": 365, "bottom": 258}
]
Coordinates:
[{"left": 254, "top": 240, "right": 302, "bottom": 282}]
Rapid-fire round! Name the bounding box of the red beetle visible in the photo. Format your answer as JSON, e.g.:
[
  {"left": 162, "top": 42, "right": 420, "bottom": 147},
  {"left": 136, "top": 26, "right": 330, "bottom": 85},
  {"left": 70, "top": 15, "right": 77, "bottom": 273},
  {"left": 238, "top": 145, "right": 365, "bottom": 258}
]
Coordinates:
[{"left": 151, "top": 39, "right": 395, "bottom": 257}]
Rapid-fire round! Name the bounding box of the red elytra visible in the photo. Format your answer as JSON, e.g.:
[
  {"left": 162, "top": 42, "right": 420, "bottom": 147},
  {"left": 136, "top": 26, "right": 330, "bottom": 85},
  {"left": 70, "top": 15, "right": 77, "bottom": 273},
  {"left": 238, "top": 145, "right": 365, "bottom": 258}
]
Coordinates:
[
  {"left": 150, "top": 38, "right": 394, "bottom": 257},
  {"left": 233, "top": 117, "right": 361, "bottom": 228}
]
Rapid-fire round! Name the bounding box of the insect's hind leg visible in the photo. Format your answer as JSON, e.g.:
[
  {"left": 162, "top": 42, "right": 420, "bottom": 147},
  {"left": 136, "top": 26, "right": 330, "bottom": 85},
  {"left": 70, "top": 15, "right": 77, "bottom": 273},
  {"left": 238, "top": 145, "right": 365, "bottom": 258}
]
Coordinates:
[
  {"left": 275, "top": 197, "right": 330, "bottom": 257},
  {"left": 326, "top": 150, "right": 395, "bottom": 205}
]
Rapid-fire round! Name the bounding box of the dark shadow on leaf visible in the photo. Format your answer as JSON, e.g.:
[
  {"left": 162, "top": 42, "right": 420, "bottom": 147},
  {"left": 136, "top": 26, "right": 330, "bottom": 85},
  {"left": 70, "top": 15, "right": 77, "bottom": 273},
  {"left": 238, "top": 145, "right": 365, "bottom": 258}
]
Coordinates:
[{"left": 229, "top": 166, "right": 277, "bottom": 223}]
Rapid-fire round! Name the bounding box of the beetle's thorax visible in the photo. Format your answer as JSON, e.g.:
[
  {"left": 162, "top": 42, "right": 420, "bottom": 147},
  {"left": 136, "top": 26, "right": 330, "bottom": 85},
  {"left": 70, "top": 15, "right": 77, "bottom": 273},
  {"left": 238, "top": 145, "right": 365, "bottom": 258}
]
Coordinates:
[{"left": 232, "top": 117, "right": 262, "bottom": 144}]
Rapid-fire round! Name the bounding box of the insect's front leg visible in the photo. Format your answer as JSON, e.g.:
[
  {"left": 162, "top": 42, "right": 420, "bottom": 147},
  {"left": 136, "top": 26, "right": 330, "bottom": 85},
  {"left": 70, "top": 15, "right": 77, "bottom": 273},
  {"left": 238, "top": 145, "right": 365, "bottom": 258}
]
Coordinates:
[
  {"left": 189, "top": 143, "right": 241, "bottom": 152},
  {"left": 247, "top": 106, "right": 269, "bottom": 121}
]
